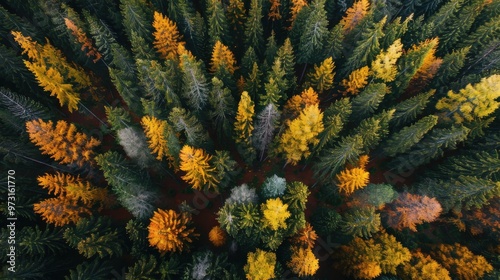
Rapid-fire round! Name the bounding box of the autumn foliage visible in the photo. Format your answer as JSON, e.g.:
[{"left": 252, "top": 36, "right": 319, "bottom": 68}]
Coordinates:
[
  {"left": 431, "top": 243, "right": 493, "bottom": 280},
  {"left": 147, "top": 209, "right": 197, "bottom": 253},
  {"left": 179, "top": 145, "right": 219, "bottom": 191},
  {"left": 287, "top": 246, "right": 319, "bottom": 277},
  {"left": 208, "top": 225, "right": 227, "bottom": 247},
  {"left": 261, "top": 198, "right": 291, "bottom": 230},
  {"left": 152, "top": 11, "right": 184, "bottom": 60},
  {"left": 244, "top": 249, "right": 276, "bottom": 280},
  {"left": 336, "top": 155, "right": 370, "bottom": 195},
  {"left": 26, "top": 119, "right": 100, "bottom": 167},
  {"left": 384, "top": 192, "right": 442, "bottom": 231},
  {"left": 64, "top": 18, "right": 101, "bottom": 62}
]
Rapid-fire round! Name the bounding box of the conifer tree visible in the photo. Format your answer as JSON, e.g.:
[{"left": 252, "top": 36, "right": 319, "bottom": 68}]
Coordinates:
[
  {"left": 324, "top": 24, "right": 344, "bottom": 60},
  {"left": 294, "top": 0, "right": 329, "bottom": 64},
  {"left": 64, "top": 18, "right": 102, "bottom": 63},
  {"left": 390, "top": 90, "right": 435, "bottom": 128},
  {"left": 268, "top": 0, "right": 282, "bottom": 21},
  {"left": 0, "top": 88, "right": 53, "bottom": 121},
  {"left": 117, "top": 127, "right": 155, "bottom": 168},
  {"left": 261, "top": 198, "right": 291, "bottom": 230},
  {"left": 208, "top": 226, "right": 227, "bottom": 247},
  {"left": 287, "top": 246, "right": 319, "bottom": 277},
  {"left": 315, "top": 98, "right": 351, "bottom": 152},
  {"left": 341, "top": 207, "right": 381, "bottom": 238},
  {"left": 12, "top": 31, "right": 91, "bottom": 112},
  {"left": 147, "top": 209, "right": 197, "bottom": 253},
  {"left": 26, "top": 119, "right": 100, "bottom": 167},
  {"left": 207, "top": 0, "right": 231, "bottom": 47},
  {"left": 135, "top": 59, "right": 181, "bottom": 109},
  {"left": 169, "top": 107, "right": 210, "bottom": 149},
  {"left": 384, "top": 192, "right": 442, "bottom": 232},
  {"left": 34, "top": 197, "right": 91, "bottom": 227},
  {"left": 83, "top": 11, "right": 117, "bottom": 62},
  {"left": 119, "top": 0, "right": 152, "bottom": 43},
  {"left": 244, "top": 62, "right": 263, "bottom": 101},
  {"left": 95, "top": 151, "right": 156, "bottom": 219},
  {"left": 371, "top": 38, "right": 403, "bottom": 82},
  {"left": 436, "top": 75, "right": 500, "bottom": 124},
  {"left": 276, "top": 38, "right": 297, "bottom": 93},
  {"left": 336, "top": 155, "right": 370, "bottom": 195},
  {"left": 244, "top": 249, "right": 276, "bottom": 280},
  {"left": 280, "top": 104, "right": 324, "bottom": 165},
  {"left": 283, "top": 87, "right": 319, "bottom": 120},
  {"left": 141, "top": 115, "right": 176, "bottom": 164},
  {"left": 244, "top": 0, "right": 264, "bottom": 54},
  {"left": 306, "top": 57, "right": 335, "bottom": 94},
  {"left": 431, "top": 47, "right": 470, "bottom": 89},
  {"left": 234, "top": 91, "right": 257, "bottom": 164},
  {"left": 430, "top": 243, "right": 493, "bottom": 280},
  {"left": 209, "top": 77, "right": 236, "bottom": 139},
  {"left": 341, "top": 66, "right": 370, "bottom": 96},
  {"left": 210, "top": 41, "right": 237, "bottom": 75},
  {"left": 179, "top": 145, "right": 219, "bottom": 191},
  {"left": 342, "top": 16, "right": 386, "bottom": 76},
  {"left": 253, "top": 103, "right": 281, "bottom": 160},
  {"left": 179, "top": 51, "right": 210, "bottom": 112},
  {"left": 399, "top": 251, "right": 452, "bottom": 280},
  {"left": 432, "top": 150, "right": 500, "bottom": 181},
  {"left": 226, "top": 0, "right": 246, "bottom": 41},
  {"left": 289, "top": 0, "right": 308, "bottom": 28},
  {"left": 153, "top": 11, "right": 184, "bottom": 57},
  {"left": 340, "top": 0, "right": 370, "bottom": 34},
  {"left": 351, "top": 83, "right": 389, "bottom": 121},
  {"left": 383, "top": 115, "right": 438, "bottom": 157},
  {"left": 264, "top": 31, "right": 279, "bottom": 67}
]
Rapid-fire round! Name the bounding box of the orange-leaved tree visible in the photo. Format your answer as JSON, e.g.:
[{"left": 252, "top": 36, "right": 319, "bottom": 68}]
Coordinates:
[
  {"left": 33, "top": 197, "right": 91, "bottom": 227},
  {"left": 283, "top": 87, "right": 319, "bottom": 121},
  {"left": 244, "top": 248, "right": 276, "bottom": 280},
  {"left": 384, "top": 192, "right": 442, "bottom": 232},
  {"left": 291, "top": 223, "right": 318, "bottom": 249},
  {"left": 11, "top": 31, "right": 91, "bottom": 112},
  {"left": 340, "top": 0, "right": 370, "bottom": 34},
  {"left": 208, "top": 225, "right": 227, "bottom": 247},
  {"left": 280, "top": 104, "right": 324, "bottom": 165},
  {"left": 148, "top": 209, "right": 198, "bottom": 253},
  {"left": 26, "top": 119, "right": 100, "bottom": 167},
  {"left": 341, "top": 66, "right": 370, "bottom": 96},
  {"left": 431, "top": 243, "right": 493, "bottom": 280},
  {"left": 64, "top": 18, "right": 102, "bottom": 62},
  {"left": 336, "top": 155, "right": 370, "bottom": 195},
  {"left": 152, "top": 11, "right": 184, "bottom": 60},
  {"left": 179, "top": 145, "right": 219, "bottom": 191},
  {"left": 287, "top": 246, "right": 319, "bottom": 277}
]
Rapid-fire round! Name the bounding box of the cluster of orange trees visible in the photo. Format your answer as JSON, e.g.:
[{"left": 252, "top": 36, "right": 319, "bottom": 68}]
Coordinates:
[{"left": 1, "top": 0, "right": 499, "bottom": 279}]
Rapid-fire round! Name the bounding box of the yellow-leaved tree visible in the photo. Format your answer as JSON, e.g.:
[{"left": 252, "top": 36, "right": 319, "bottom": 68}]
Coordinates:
[
  {"left": 234, "top": 91, "right": 256, "bottom": 164},
  {"left": 340, "top": 0, "right": 370, "bottom": 34},
  {"left": 341, "top": 66, "right": 370, "bottom": 96},
  {"left": 141, "top": 115, "right": 175, "bottom": 166},
  {"left": 26, "top": 119, "right": 100, "bottom": 167},
  {"left": 336, "top": 155, "right": 370, "bottom": 195},
  {"left": 179, "top": 145, "right": 219, "bottom": 191},
  {"left": 284, "top": 87, "right": 319, "bottom": 120},
  {"left": 431, "top": 243, "right": 493, "bottom": 280},
  {"left": 280, "top": 104, "right": 324, "bottom": 165},
  {"left": 306, "top": 57, "right": 335, "bottom": 94},
  {"left": 399, "top": 251, "right": 451, "bottom": 280},
  {"left": 12, "top": 31, "right": 91, "bottom": 112},
  {"left": 210, "top": 40, "right": 237, "bottom": 74},
  {"left": 148, "top": 209, "right": 198, "bottom": 253},
  {"left": 261, "top": 197, "right": 291, "bottom": 230},
  {"left": 287, "top": 246, "right": 319, "bottom": 277},
  {"left": 244, "top": 249, "right": 276, "bottom": 280},
  {"left": 436, "top": 74, "right": 500, "bottom": 123},
  {"left": 371, "top": 38, "right": 404, "bottom": 82},
  {"left": 152, "top": 11, "right": 184, "bottom": 60}
]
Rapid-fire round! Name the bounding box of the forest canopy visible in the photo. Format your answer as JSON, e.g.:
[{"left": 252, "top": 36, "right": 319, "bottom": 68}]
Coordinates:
[{"left": 0, "top": 0, "right": 499, "bottom": 279}]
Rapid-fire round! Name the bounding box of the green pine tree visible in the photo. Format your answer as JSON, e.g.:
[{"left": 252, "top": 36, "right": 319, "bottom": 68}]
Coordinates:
[
  {"left": 351, "top": 83, "right": 389, "bottom": 122},
  {"left": 390, "top": 90, "right": 435, "bottom": 128},
  {"left": 207, "top": 0, "right": 231, "bottom": 47},
  {"left": 179, "top": 53, "right": 210, "bottom": 112},
  {"left": 168, "top": 107, "right": 210, "bottom": 149},
  {"left": 294, "top": 0, "right": 329, "bottom": 64},
  {"left": 341, "top": 207, "right": 381, "bottom": 238},
  {"left": 244, "top": 0, "right": 264, "bottom": 54}
]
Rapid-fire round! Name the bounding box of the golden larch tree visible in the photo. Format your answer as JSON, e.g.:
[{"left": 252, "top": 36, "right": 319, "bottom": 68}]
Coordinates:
[
  {"left": 400, "top": 251, "right": 451, "bottom": 280},
  {"left": 26, "top": 119, "right": 100, "bottom": 167},
  {"left": 234, "top": 91, "right": 256, "bottom": 163},
  {"left": 336, "top": 155, "right": 370, "bottom": 195},
  {"left": 261, "top": 197, "right": 291, "bottom": 230},
  {"left": 340, "top": 0, "right": 370, "bottom": 34},
  {"left": 436, "top": 74, "right": 500, "bottom": 123},
  {"left": 12, "top": 31, "right": 91, "bottom": 112},
  {"left": 291, "top": 223, "right": 318, "bottom": 249},
  {"left": 289, "top": 0, "right": 308, "bottom": 28},
  {"left": 371, "top": 38, "right": 403, "bottom": 82},
  {"left": 148, "top": 209, "right": 198, "bottom": 253},
  {"left": 33, "top": 197, "right": 91, "bottom": 227},
  {"left": 208, "top": 225, "right": 227, "bottom": 247},
  {"left": 152, "top": 11, "right": 184, "bottom": 60},
  {"left": 287, "top": 246, "right": 319, "bottom": 277},
  {"left": 268, "top": 0, "right": 281, "bottom": 20},
  {"left": 141, "top": 115, "right": 172, "bottom": 162},
  {"left": 306, "top": 57, "right": 335, "bottom": 94},
  {"left": 431, "top": 243, "right": 493, "bottom": 280},
  {"left": 64, "top": 18, "right": 102, "bottom": 62},
  {"left": 179, "top": 145, "right": 219, "bottom": 191},
  {"left": 284, "top": 87, "right": 319, "bottom": 120},
  {"left": 210, "top": 40, "right": 237, "bottom": 74},
  {"left": 244, "top": 249, "right": 276, "bottom": 280},
  {"left": 341, "top": 66, "right": 370, "bottom": 96},
  {"left": 280, "top": 104, "right": 324, "bottom": 165}
]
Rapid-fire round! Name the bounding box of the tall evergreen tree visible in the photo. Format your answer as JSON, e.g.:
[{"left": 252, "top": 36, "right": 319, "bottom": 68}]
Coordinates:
[
  {"left": 294, "top": 0, "right": 329, "bottom": 64},
  {"left": 253, "top": 103, "right": 281, "bottom": 160},
  {"left": 234, "top": 91, "right": 257, "bottom": 165},
  {"left": 244, "top": 0, "right": 264, "bottom": 55},
  {"left": 179, "top": 51, "right": 210, "bottom": 112},
  {"left": 168, "top": 107, "right": 210, "bottom": 149},
  {"left": 207, "top": 0, "right": 231, "bottom": 48}
]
